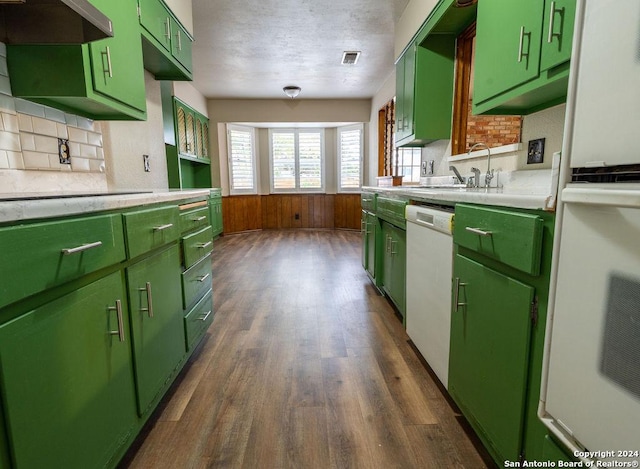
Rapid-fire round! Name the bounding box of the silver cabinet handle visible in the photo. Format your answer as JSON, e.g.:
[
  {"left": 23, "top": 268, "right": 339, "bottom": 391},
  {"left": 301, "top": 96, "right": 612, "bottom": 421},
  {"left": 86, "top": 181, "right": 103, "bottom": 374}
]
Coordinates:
[
  {"left": 454, "top": 278, "right": 468, "bottom": 313},
  {"left": 517, "top": 26, "right": 531, "bottom": 63},
  {"left": 197, "top": 273, "right": 210, "bottom": 283},
  {"left": 193, "top": 215, "right": 207, "bottom": 222},
  {"left": 164, "top": 17, "right": 171, "bottom": 41},
  {"left": 62, "top": 241, "right": 103, "bottom": 255},
  {"left": 547, "top": 1, "right": 563, "bottom": 43},
  {"left": 391, "top": 240, "right": 397, "bottom": 255},
  {"left": 153, "top": 223, "right": 174, "bottom": 232},
  {"left": 108, "top": 300, "right": 125, "bottom": 342},
  {"left": 102, "top": 46, "right": 113, "bottom": 78},
  {"left": 385, "top": 234, "right": 391, "bottom": 253},
  {"left": 198, "top": 310, "right": 212, "bottom": 322},
  {"left": 176, "top": 29, "right": 182, "bottom": 51},
  {"left": 138, "top": 282, "right": 154, "bottom": 318},
  {"left": 465, "top": 226, "right": 493, "bottom": 237},
  {"left": 197, "top": 241, "right": 213, "bottom": 249}
]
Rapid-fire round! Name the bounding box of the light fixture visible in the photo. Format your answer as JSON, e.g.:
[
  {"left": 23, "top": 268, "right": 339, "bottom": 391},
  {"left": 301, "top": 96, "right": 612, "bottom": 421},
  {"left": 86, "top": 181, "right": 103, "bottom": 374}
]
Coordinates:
[{"left": 283, "top": 85, "right": 301, "bottom": 99}]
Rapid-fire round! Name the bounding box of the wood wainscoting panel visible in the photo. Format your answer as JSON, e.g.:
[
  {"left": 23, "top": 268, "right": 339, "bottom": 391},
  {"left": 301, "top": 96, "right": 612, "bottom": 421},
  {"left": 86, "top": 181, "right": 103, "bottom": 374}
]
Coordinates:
[{"left": 223, "top": 194, "right": 361, "bottom": 234}]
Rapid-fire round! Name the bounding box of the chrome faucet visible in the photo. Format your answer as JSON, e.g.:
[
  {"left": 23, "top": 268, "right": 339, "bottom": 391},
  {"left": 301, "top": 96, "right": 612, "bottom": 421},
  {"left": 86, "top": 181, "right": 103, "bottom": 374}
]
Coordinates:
[
  {"left": 449, "top": 165, "right": 465, "bottom": 185},
  {"left": 468, "top": 142, "right": 493, "bottom": 187},
  {"left": 470, "top": 167, "right": 481, "bottom": 188}
]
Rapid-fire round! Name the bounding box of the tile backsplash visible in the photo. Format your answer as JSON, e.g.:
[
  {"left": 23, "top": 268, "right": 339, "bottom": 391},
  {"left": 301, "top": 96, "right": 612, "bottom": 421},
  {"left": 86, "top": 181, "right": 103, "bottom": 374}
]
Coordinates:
[{"left": 0, "top": 43, "right": 104, "bottom": 174}]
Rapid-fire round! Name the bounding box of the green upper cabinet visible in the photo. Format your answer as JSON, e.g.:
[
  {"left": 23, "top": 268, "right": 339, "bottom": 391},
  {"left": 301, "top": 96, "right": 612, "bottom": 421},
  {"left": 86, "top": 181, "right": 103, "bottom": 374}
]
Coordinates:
[
  {"left": 6, "top": 0, "right": 147, "bottom": 120},
  {"left": 395, "top": 38, "right": 455, "bottom": 147},
  {"left": 139, "top": 0, "right": 194, "bottom": 80},
  {"left": 0, "top": 271, "right": 137, "bottom": 469},
  {"left": 473, "top": 0, "right": 576, "bottom": 115}
]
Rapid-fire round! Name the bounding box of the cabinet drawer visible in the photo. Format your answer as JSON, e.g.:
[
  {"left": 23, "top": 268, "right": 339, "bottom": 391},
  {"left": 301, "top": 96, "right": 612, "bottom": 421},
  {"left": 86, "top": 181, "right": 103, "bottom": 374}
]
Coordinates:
[
  {"left": 184, "top": 289, "right": 213, "bottom": 351},
  {"left": 123, "top": 205, "right": 180, "bottom": 259},
  {"left": 180, "top": 206, "right": 210, "bottom": 234},
  {"left": 376, "top": 196, "right": 408, "bottom": 228},
  {"left": 453, "top": 204, "right": 543, "bottom": 276},
  {"left": 181, "top": 254, "right": 212, "bottom": 310},
  {"left": 0, "top": 214, "right": 125, "bottom": 309},
  {"left": 182, "top": 225, "right": 213, "bottom": 269},
  {"left": 361, "top": 192, "right": 376, "bottom": 212}
]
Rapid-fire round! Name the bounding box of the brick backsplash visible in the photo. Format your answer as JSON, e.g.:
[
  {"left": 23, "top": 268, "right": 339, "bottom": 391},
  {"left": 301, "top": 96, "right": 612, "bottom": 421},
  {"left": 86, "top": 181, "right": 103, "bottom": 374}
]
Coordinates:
[
  {"left": 0, "top": 45, "right": 104, "bottom": 173},
  {"left": 465, "top": 99, "right": 522, "bottom": 151}
]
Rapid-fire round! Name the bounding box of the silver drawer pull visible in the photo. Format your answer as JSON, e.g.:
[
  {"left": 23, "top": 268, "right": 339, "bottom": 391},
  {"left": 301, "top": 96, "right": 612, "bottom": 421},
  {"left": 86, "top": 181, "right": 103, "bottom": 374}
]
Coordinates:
[
  {"left": 61, "top": 241, "right": 103, "bottom": 255},
  {"left": 153, "top": 223, "right": 174, "bottom": 232},
  {"left": 465, "top": 227, "right": 493, "bottom": 237},
  {"left": 197, "top": 273, "right": 211, "bottom": 283},
  {"left": 108, "top": 300, "right": 125, "bottom": 342},
  {"left": 197, "top": 241, "right": 213, "bottom": 249},
  {"left": 138, "top": 282, "right": 154, "bottom": 318},
  {"left": 193, "top": 216, "right": 207, "bottom": 222},
  {"left": 198, "top": 310, "right": 212, "bottom": 322}
]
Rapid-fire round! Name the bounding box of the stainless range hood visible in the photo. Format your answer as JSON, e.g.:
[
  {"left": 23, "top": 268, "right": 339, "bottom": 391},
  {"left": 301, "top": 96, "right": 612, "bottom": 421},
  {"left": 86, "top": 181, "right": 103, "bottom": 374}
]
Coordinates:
[{"left": 0, "top": 0, "right": 113, "bottom": 44}]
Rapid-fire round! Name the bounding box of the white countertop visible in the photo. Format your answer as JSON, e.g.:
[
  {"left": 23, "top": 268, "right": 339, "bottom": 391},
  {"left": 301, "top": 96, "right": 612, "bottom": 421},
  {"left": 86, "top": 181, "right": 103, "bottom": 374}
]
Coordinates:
[
  {"left": 364, "top": 166, "right": 560, "bottom": 211},
  {"left": 0, "top": 189, "right": 212, "bottom": 223}
]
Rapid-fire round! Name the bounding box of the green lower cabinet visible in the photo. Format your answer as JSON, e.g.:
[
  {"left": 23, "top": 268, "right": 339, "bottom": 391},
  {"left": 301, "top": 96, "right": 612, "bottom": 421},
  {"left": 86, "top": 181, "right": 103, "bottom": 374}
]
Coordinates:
[
  {"left": 127, "top": 244, "right": 184, "bottom": 416},
  {"left": 381, "top": 221, "right": 406, "bottom": 318},
  {"left": 210, "top": 197, "right": 223, "bottom": 237},
  {"left": 448, "top": 254, "right": 534, "bottom": 462},
  {"left": 0, "top": 271, "right": 137, "bottom": 469},
  {"left": 361, "top": 210, "right": 376, "bottom": 280},
  {"left": 184, "top": 289, "right": 214, "bottom": 351}
]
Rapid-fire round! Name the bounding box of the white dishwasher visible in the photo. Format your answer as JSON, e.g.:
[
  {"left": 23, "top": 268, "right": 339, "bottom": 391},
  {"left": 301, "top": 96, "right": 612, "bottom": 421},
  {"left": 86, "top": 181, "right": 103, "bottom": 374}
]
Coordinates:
[{"left": 405, "top": 204, "right": 454, "bottom": 389}]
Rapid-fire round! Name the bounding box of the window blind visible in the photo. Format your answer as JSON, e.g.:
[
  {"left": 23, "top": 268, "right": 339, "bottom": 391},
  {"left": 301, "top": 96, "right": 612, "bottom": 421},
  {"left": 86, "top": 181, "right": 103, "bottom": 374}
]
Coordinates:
[{"left": 228, "top": 126, "right": 255, "bottom": 192}]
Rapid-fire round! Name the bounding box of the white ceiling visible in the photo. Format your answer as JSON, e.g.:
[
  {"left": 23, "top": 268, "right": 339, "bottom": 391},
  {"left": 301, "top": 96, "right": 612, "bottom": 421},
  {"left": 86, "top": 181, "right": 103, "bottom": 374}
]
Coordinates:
[{"left": 190, "top": 0, "right": 410, "bottom": 100}]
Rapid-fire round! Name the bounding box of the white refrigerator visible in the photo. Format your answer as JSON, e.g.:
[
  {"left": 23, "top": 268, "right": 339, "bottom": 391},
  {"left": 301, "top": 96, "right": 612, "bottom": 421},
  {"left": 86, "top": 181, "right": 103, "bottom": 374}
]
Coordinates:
[{"left": 539, "top": 0, "right": 640, "bottom": 463}]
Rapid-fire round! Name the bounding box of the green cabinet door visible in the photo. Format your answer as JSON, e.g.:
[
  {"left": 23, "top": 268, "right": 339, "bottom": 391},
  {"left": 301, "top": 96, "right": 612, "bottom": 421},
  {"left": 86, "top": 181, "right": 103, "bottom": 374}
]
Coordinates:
[
  {"left": 366, "top": 212, "right": 376, "bottom": 279},
  {"left": 448, "top": 254, "right": 534, "bottom": 462},
  {"left": 395, "top": 53, "right": 406, "bottom": 141},
  {"left": 139, "top": 0, "right": 172, "bottom": 53},
  {"left": 210, "top": 197, "right": 223, "bottom": 237},
  {"left": 402, "top": 45, "right": 416, "bottom": 140},
  {"left": 540, "top": 0, "right": 576, "bottom": 72},
  {"left": 0, "top": 271, "right": 137, "bottom": 469},
  {"left": 381, "top": 222, "right": 406, "bottom": 318},
  {"left": 361, "top": 210, "right": 367, "bottom": 270},
  {"left": 89, "top": 0, "right": 147, "bottom": 113},
  {"left": 170, "top": 17, "right": 193, "bottom": 72},
  {"left": 127, "top": 244, "right": 184, "bottom": 415},
  {"left": 474, "top": 0, "right": 544, "bottom": 105}
]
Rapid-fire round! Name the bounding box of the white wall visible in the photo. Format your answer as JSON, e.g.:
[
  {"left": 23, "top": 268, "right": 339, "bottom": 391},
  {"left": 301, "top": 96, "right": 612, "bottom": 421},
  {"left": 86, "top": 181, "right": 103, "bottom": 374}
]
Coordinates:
[
  {"left": 395, "top": 0, "right": 439, "bottom": 58},
  {"left": 207, "top": 99, "right": 371, "bottom": 196},
  {"left": 173, "top": 81, "right": 208, "bottom": 117},
  {"left": 103, "top": 71, "right": 169, "bottom": 191},
  {"left": 164, "top": 0, "right": 194, "bottom": 36},
  {"left": 367, "top": 71, "right": 396, "bottom": 186}
]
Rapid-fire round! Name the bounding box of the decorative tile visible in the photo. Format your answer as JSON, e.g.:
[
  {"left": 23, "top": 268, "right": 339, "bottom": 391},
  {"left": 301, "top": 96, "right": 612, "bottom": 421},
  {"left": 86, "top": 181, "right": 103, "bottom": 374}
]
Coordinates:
[
  {"left": 7, "top": 151, "right": 24, "bottom": 169},
  {"left": 15, "top": 99, "right": 45, "bottom": 118},
  {"left": 31, "top": 116, "right": 58, "bottom": 137},
  {"left": 68, "top": 127, "right": 88, "bottom": 143},
  {"left": 64, "top": 113, "right": 78, "bottom": 128},
  {"left": 48, "top": 154, "right": 63, "bottom": 170},
  {"left": 34, "top": 135, "right": 58, "bottom": 153},
  {"left": 43, "top": 107, "right": 66, "bottom": 124},
  {"left": 70, "top": 156, "right": 91, "bottom": 172},
  {"left": 96, "top": 147, "right": 104, "bottom": 160},
  {"left": 61, "top": 163, "right": 72, "bottom": 172},
  {"left": 0, "top": 150, "right": 9, "bottom": 169},
  {"left": 0, "top": 43, "right": 6, "bottom": 58},
  {"left": 0, "top": 95, "right": 15, "bottom": 114},
  {"left": 56, "top": 123, "right": 68, "bottom": 139},
  {"left": 80, "top": 143, "right": 97, "bottom": 159},
  {"left": 87, "top": 131, "right": 102, "bottom": 147},
  {"left": 89, "top": 159, "right": 104, "bottom": 172},
  {"left": 0, "top": 131, "right": 21, "bottom": 151},
  {"left": 69, "top": 142, "right": 81, "bottom": 157},
  {"left": 0, "top": 75, "right": 11, "bottom": 96},
  {"left": 22, "top": 150, "right": 50, "bottom": 170},
  {"left": 19, "top": 133, "right": 35, "bottom": 151},
  {"left": 0, "top": 56, "right": 7, "bottom": 76},
  {"left": 18, "top": 113, "right": 33, "bottom": 132},
  {"left": 1, "top": 113, "right": 19, "bottom": 133},
  {"left": 75, "top": 117, "right": 95, "bottom": 131}
]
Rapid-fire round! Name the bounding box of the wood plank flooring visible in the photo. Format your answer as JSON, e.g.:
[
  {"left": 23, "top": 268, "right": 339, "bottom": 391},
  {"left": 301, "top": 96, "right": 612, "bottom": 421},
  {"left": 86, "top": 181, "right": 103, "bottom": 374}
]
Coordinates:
[{"left": 119, "top": 230, "right": 495, "bottom": 469}]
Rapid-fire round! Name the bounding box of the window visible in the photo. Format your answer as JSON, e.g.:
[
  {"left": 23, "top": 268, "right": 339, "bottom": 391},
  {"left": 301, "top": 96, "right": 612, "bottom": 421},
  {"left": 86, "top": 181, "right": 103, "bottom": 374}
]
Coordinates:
[
  {"left": 396, "top": 147, "right": 422, "bottom": 183},
  {"left": 269, "top": 129, "right": 324, "bottom": 192},
  {"left": 227, "top": 124, "right": 257, "bottom": 194},
  {"left": 337, "top": 124, "right": 363, "bottom": 191}
]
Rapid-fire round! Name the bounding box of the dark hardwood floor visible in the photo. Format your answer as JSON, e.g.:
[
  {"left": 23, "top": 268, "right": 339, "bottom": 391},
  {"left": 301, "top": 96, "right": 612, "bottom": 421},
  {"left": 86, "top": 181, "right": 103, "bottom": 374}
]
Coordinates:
[{"left": 119, "top": 230, "right": 495, "bottom": 469}]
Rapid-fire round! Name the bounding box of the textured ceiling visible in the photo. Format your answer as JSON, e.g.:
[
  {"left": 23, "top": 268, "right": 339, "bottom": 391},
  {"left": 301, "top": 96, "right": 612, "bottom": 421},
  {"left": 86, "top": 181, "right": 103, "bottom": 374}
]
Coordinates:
[{"left": 191, "top": 0, "right": 410, "bottom": 99}]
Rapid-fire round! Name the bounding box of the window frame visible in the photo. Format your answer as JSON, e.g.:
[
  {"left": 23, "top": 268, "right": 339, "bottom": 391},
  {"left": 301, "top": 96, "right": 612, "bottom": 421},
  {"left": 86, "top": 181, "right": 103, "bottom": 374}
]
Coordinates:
[
  {"left": 227, "top": 124, "right": 258, "bottom": 195},
  {"left": 268, "top": 128, "right": 325, "bottom": 194},
  {"left": 337, "top": 123, "right": 364, "bottom": 192}
]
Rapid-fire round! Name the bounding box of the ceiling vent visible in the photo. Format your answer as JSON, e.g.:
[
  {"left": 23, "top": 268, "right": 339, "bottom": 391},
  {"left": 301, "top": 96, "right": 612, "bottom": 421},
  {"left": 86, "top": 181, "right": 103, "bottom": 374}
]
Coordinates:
[{"left": 342, "top": 51, "right": 361, "bottom": 65}]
